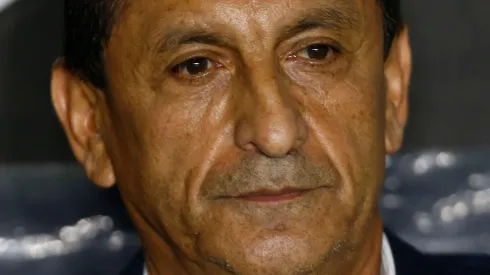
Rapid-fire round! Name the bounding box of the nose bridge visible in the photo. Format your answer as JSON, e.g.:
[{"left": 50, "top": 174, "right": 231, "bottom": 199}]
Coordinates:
[
  {"left": 251, "top": 71, "right": 293, "bottom": 138},
  {"left": 251, "top": 69, "right": 286, "bottom": 115},
  {"left": 235, "top": 63, "right": 307, "bottom": 157}
]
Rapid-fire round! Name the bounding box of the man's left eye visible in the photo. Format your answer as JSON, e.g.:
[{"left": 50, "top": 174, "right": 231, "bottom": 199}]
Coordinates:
[{"left": 297, "top": 44, "right": 332, "bottom": 60}]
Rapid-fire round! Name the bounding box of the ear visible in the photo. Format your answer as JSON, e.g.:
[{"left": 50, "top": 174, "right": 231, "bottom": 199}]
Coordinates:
[
  {"left": 384, "top": 24, "right": 412, "bottom": 154},
  {"left": 51, "top": 59, "right": 116, "bottom": 188}
]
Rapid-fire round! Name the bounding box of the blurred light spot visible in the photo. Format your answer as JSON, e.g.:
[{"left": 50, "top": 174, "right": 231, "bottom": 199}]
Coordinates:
[
  {"left": 0, "top": 238, "right": 10, "bottom": 253},
  {"left": 468, "top": 173, "right": 490, "bottom": 190},
  {"left": 413, "top": 154, "right": 434, "bottom": 175},
  {"left": 108, "top": 231, "right": 125, "bottom": 251},
  {"left": 441, "top": 206, "right": 454, "bottom": 223},
  {"left": 435, "top": 152, "right": 456, "bottom": 168},
  {"left": 59, "top": 226, "right": 78, "bottom": 243},
  {"left": 452, "top": 202, "right": 469, "bottom": 219},
  {"left": 414, "top": 212, "right": 433, "bottom": 234},
  {"left": 0, "top": 215, "right": 116, "bottom": 260},
  {"left": 77, "top": 219, "right": 97, "bottom": 240},
  {"left": 382, "top": 194, "right": 403, "bottom": 209},
  {"left": 0, "top": 0, "right": 17, "bottom": 13},
  {"left": 100, "top": 216, "right": 114, "bottom": 231},
  {"left": 473, "top": 189, "right": 490, "bottom": 214}
]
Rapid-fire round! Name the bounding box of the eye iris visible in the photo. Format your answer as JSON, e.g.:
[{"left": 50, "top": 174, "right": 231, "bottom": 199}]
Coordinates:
[
  {"left": 306, "top": 44, "right": 330, "bottom": 60},
  {"left": 182, "top": 57, "right": 209, "bottom": 75}
]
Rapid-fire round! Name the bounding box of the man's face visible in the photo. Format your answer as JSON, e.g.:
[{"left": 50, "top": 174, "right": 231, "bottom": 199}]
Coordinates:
[{"left": 53, "top": 0, "right": 411, "bottom": 274}]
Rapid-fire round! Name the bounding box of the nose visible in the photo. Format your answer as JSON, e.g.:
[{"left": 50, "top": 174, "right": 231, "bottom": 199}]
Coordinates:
[{"left": 235, "top": 74, "right": 307, "bottom": 158}]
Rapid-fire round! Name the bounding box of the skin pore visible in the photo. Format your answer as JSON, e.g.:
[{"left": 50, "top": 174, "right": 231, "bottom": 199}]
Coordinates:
[{"left": 51, "top": 0, "right": 411, "bottom": 274}]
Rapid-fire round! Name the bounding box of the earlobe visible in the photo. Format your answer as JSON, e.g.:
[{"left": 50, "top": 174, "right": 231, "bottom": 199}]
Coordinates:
[
  {"left": 51, "top": 59, "right": 116, "bottom": 188},
  {"left": 384, "top": 25, "right": 412, "bottom": 154},
  {"left": 85, "top": 134, "right": 116, "bottom": 188}
]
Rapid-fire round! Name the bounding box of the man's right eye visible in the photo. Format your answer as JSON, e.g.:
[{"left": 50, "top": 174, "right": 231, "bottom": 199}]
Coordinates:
[{"left": 171, "top": 57, "right": 214, "bottom": 77}]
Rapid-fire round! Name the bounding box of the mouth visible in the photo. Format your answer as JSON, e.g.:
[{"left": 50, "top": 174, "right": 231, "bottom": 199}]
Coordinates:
[{"left": 223, "top": 187, "right": 324, "bottom": 203}]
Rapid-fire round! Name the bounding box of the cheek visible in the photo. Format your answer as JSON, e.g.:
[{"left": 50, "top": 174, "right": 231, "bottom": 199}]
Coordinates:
[
  {"left": 139, "top": 103, "right": 208, "bottom": 188},
  {"left": 106, "top": 93, "right": 205, "bottom": 204},
  {"left": 342, "top": 74, "right": 385, "bottom": 160},
  {"left": 109, "top": 82, "right": 237, "bottom": 211},
  {"left": 301, "top": 69, "right": 386, "bottom": 202}
]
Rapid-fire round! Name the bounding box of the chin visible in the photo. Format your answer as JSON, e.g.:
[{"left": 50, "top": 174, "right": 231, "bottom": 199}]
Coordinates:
[
  {"left": 192, "top": 187, "right": 360, "bottom": 274},
  {"left": 197, "top": 227, "right": 343, "bottom": 275},
  {"left": 245, "top": 235, "right": 322, "bottom": 272}
]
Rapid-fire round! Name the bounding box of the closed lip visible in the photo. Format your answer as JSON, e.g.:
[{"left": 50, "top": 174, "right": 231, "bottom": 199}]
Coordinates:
[{"left": 219, "top": 186, "right": 327, "bottom": 202}]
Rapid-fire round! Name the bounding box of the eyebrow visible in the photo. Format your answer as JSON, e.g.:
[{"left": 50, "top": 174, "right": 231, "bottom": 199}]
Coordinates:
[
  {"left": 152, "top": 4, "right": 360, "bottom": 53},
  {"left": 154, "top": 28, "right": 236, "bottom": 54}
]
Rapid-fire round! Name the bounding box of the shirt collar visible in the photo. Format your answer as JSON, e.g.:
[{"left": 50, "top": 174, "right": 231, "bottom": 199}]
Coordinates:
[
  {"left": 143, "top": 233, "right": 396, "bottom": 275},
  {"left": 381, "top": 233, "right": 397, "bottom": 275}
]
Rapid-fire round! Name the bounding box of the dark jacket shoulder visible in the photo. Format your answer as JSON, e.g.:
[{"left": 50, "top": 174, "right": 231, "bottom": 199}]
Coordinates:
[{"left": 385, "top": 230, "right": 490, "bottom": 275}]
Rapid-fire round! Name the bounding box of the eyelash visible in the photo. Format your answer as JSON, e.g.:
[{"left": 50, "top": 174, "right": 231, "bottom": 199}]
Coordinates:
[
  {"left": 169, "top": 55, "right": 223, "bottom": 85},
  {"left": 288, "top": 43, "right": 341, "bottom": 69}
]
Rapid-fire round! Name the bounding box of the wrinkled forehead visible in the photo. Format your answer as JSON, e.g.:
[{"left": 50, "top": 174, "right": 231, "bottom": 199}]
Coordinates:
[
  {"left": 111, "top": 0, "right": 381, "bottom": 54},
  {"left": 116, "top": 0, "right": 378, "bottom": 34},
  {"left": 122, "top": 0, "right": 366, "bottom": 12}
]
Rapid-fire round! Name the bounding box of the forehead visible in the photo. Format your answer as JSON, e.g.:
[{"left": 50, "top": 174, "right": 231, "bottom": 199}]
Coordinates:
[
  {"left": 125, "top": 0, "right": 364, "bottom": 15},
  {"left": 107, "top": 0, "right": 383, "bottom": 72},
  {"left": 117, "top": 0, "right": 377, "bottom": 32}
]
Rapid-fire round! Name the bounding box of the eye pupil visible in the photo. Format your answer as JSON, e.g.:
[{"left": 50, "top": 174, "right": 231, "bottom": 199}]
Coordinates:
[
  {"left": 182, "top": 57, "right": 209, "bottom": 75},
  {"left": 306, "top": 44, "right": 330, "bottom": 60}
]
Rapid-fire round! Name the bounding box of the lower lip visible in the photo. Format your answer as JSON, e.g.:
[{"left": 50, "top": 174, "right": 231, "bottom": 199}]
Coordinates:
[{"left": 238, "top": 190, "right": 307, "bottom": 203}]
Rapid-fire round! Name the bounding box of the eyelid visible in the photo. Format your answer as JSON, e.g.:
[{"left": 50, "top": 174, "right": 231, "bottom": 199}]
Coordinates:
[
  {"left": 172, "top": 57, "right": 211, "bottom": 75},
  {"left": 165, "top": 43, "right": 233, "bottom": 67},
  {"left": 171, "top": 57, "right": 222, "bottom": 79},
  {"left": 283, "top": 44, "right": 344, "bottom": 74},
  {"left": 167, "top": 53, "right": 229, "bottom": 87},
  {"left": 169, "top": 52, "right": 215, "bottom": 69},
  {"left": 283, "top": 37, "right": 342, "bottom": 60}
]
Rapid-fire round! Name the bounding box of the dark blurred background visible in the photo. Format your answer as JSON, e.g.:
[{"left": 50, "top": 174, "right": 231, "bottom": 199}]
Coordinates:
[{"left": 1, "top": 0, "right": 490, "bottom": 162}]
